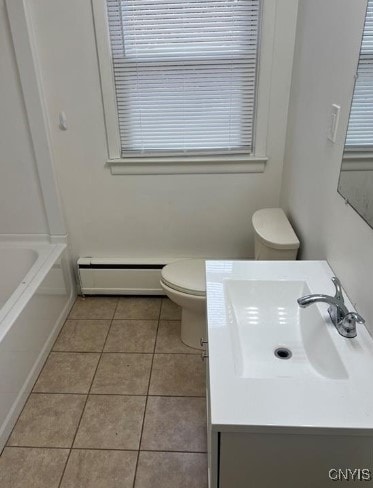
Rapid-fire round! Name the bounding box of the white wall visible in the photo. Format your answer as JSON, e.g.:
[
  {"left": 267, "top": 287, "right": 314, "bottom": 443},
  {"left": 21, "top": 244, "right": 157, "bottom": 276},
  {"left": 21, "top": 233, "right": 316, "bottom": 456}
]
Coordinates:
[
  {"left": 28, "top": 0, "right": 297, "bottom": 261},
  {"left": 0, "top": 0, "right": 48, "bottom": 235},
  {"left": 281, "top": 0, "right": 373, "bottom": 331}
]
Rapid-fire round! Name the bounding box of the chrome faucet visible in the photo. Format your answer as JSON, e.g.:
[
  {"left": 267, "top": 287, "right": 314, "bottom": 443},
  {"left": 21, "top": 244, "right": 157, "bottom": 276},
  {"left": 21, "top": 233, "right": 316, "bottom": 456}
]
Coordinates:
[{"left": 297, "top": 277, "right": 365, "bottom": 338}]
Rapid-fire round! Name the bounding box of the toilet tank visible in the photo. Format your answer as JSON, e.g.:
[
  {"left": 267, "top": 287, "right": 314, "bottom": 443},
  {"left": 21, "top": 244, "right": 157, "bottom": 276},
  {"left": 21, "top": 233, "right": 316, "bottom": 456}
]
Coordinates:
[{"left": 252, "top": 208, "right": 300, "bottom": 260}]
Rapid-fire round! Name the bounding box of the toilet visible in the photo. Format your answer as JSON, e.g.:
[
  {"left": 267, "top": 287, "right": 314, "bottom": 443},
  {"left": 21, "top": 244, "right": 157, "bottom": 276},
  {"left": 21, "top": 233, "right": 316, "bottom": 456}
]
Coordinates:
[{"left": 160, "top": 208, "right": 300, "bottom": 349}]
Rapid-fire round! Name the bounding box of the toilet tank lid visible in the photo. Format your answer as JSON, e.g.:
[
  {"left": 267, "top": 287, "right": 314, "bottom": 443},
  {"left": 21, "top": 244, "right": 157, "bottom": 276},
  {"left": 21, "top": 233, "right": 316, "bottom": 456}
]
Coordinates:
[
  {"left": 252, "top": 208, "right": 300, "bottom": 250},
  {"left": 161, "top": 259, "right": 206, "bottom": 295}
]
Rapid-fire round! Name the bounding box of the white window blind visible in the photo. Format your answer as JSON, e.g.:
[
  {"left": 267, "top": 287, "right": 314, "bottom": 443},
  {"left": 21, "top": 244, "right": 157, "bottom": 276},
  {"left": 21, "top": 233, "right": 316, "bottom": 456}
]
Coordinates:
[
  {"left": 106, "top": 0, "right": 260, "bottom": 157},
  {"left": 345, "top": 0, "right": 373, "bottom": 149}
]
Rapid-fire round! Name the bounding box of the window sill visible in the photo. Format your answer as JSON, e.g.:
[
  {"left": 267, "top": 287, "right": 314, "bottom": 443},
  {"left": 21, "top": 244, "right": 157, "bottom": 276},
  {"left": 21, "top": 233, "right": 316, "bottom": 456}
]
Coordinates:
[{"left": 107, "top": 155, "right": 268, "bottom": 175}]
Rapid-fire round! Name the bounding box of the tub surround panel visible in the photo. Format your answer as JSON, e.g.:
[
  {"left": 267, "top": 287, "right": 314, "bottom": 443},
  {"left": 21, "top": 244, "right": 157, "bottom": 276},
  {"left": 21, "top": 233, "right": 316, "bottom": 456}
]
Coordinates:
[
  {"left": 5, "top": 0, "right": 67, "bottom": 236},
  {"left": 0, "top": 0, "right": 48, "bottom": 235}
]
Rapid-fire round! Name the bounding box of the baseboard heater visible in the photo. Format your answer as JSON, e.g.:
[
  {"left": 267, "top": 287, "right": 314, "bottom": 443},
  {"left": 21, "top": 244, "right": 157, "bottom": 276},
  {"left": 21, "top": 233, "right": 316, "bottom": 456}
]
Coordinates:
[{"left": 77, "top": 257, "right": 180, "bottom": 295}]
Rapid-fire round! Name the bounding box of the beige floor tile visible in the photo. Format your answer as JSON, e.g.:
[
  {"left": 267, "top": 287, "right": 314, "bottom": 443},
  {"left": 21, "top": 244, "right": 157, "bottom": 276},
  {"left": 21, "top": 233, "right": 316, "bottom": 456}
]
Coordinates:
[
  {"left": 33, "top": 352, "right": 100, "bottom": 394},
  {"left": 0, "top": 447, "right": 69, "bottom": 488},
  {"left": 104, "top": 320, "right": 157, "bottom": 352},
  {"left": 160, "top": 298, "right": 182, "bottom": 320},
  {"left": 60, "top": 449, "right": 137, "bottom": 488},
  {"left": 155, "top": 320, "right": 199, "bottom": 354},
  {"left": 114, "top": 297, "right": 161, "bottom": 319},
  {"left": 69, "top": 296, "right": 118, "bottom": 320},
  {"left": 91, "top": 353, "right": 152, "bottom": 395},
  {"left": 141, "top": 396, "right": 207, "bottom": 452},
  {"left": 135, "top": 452, "right": 207, "bottom": 488},
  {"left": 149, "top": 354, "right": 205, "bottom": 396},
  {"left": 74, "top": 395, "right": 146, "bottom": 450},
  {"left": 8, "top": 394, "right": 86, "bottom": 448},
  {"left": 53, "top": 320, "right": 111, "bottom": 352}
]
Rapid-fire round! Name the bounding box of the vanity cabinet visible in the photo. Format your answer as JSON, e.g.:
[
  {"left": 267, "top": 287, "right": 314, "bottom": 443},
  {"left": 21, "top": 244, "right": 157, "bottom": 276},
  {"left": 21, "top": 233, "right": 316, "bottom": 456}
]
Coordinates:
[
  {"left": 205, "top": 260, "right": 373, "bottom": 488},
  {"left": 206, "top": 353, "right": 373, "bottom": 488},
  {"left": 207, "top": 420, "right": 373, "bottom": 488}
]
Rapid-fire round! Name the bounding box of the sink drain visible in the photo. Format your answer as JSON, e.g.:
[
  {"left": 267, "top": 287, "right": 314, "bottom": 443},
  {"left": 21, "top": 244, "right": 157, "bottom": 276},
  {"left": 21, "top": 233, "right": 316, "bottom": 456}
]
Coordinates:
[{"left": 274, "top": 347, "right": 292, "bottom": 360}]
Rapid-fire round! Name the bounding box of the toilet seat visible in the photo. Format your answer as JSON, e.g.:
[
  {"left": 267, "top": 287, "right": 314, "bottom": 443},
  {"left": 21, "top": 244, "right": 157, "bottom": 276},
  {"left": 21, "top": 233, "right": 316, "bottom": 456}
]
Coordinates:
[{"left": 161, "top": 259, "right": 206, "bottom": 297}]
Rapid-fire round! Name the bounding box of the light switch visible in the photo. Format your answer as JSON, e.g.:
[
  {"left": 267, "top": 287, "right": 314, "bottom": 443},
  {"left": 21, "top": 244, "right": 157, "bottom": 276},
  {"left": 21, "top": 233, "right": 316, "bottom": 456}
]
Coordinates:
[{"left": 328, "top": 104, "right": 341, "bottom": 143}]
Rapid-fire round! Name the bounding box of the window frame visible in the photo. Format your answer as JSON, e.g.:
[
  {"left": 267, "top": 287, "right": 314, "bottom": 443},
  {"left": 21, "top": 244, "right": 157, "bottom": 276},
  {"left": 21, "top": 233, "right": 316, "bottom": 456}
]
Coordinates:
[
  {"left": 92, "top": 0, "right": 288, "bottom": 174},
  {"left": 343, "top": 0, "right": 373, "bottom": 153},
  {"left": 341, "top": 0, "right": 373, "bottom": 171}
]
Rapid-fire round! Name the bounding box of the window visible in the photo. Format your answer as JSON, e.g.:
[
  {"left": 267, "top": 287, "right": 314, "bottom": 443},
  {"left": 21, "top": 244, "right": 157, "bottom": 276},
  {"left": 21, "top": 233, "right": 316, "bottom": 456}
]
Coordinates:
[
  {"left": 345, "top": 0, "right": 373, "bottom": 151},
  {"left": 93, "top": 0, "right": 296, "bottom": 173},
  {"left": 105, "top": 0, "right": 260, "bottom": 158}
]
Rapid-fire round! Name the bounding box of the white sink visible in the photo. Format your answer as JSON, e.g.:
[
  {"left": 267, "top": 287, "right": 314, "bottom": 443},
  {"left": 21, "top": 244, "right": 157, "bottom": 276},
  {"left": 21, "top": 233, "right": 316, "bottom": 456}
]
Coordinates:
[
  {"left": 206, "top": 260, "right": 373, "bottom": 432},
  {"left": 225, "top": 279, "right": 347, "bottom": 380}
]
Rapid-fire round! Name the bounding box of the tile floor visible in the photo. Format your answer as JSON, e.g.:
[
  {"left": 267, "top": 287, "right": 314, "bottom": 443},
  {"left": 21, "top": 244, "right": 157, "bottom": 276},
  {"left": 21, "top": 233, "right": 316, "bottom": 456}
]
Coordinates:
[{"left": 0, "top": 296, "right": 208, "bottom": 488}]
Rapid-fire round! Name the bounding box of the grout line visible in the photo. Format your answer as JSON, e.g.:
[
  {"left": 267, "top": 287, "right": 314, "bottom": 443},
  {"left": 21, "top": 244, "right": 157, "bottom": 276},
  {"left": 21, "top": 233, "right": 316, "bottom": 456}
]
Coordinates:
[
  {"left": 6, "top": 445, "right": 74, "bottom": 451},
  {"left": 111, "top": 318, "right": 161, "bottom": 322},
  {"left": 136, "top": 448, "right": 208, "bottom": 454},
  {"left": 31, "top": 392, "right": 88, "bottom": 396},
  {"left": 46, "top": 350, "right": 103, "bottom": 354},
  {"left": 52, "top": 350, "right": 200, "bottom": 355},
  {"left": 25, "top": 391, "right": 89, "bottom": 397},
  {"left": 152, "top": 351, "right": 201, "bottom": 356},
  {"left": 30, "top": 391, "right": 205, "bottom": 398},
  {"left": 43, "top": 351, "right": 154, "bottom": 355},
  {"left": 62, "top": 318, "right": 115, "bottom": 321},
  {"left": 132, "top": 298, "right": 163, "bottom": 487},
  {"left": 65, "top": 318, "right": 163, "bottom": 323},
  {"left": 57, "top": 297, "right": 120, "bottom": 488},
  {"left": 38, "top": 350, "right": 200, "bottom": 355},
  {"left": 4, "top": 445, "right": 207, "bottom": 454},
  {"left": 145, "top": 393, "right": 206, "bottom": 398}
]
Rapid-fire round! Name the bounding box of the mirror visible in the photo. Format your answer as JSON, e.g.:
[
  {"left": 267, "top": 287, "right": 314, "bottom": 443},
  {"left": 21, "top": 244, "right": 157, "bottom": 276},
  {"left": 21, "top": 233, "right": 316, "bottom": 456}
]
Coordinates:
[{"left": 338, "top": 1, "right": 373, "bottom": 228}]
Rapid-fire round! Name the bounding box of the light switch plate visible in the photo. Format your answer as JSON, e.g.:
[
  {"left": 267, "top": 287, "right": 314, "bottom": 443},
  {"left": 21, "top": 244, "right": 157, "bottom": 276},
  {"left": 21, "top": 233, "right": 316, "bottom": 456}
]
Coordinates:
[{"left": 328, "top": 104, "right": 341, "bottom": 143}]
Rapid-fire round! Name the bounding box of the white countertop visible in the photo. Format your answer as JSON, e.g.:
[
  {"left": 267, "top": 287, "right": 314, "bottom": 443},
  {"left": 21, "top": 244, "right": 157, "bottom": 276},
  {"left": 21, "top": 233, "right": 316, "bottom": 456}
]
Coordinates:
[{"left": 206, "top": 260, "right": 373, "bottom": 434}]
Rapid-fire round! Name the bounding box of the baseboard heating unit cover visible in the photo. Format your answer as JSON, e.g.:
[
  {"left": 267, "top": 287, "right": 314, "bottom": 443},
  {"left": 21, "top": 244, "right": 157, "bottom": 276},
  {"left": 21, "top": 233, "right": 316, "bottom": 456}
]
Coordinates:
[{"left": 77, "top": 257, "right": 180, "bottom": 295}]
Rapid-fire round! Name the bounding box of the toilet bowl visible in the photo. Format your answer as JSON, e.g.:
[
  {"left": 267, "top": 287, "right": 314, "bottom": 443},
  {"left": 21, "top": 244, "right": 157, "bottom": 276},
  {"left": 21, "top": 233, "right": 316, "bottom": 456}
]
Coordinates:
[
  {"left": 160, "top": 208, "right": 300, "bottom": 350},
  {"left": 160, "top": 259, "right": 206, "bottom": 349}
]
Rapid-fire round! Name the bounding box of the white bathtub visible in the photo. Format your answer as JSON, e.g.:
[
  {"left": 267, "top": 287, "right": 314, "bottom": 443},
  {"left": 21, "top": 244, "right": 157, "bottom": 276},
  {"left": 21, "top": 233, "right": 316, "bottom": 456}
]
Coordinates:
[{"left": 0, "top": 239, "right": 75, "bottom": 451}]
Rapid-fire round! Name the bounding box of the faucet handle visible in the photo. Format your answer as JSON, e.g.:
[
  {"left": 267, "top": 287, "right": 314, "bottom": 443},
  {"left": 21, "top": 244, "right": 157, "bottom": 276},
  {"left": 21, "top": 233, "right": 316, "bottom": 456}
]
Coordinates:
[
  {"left": 338, "top": 311, "right": 365, "bottom": 338},
  {"left": 343, "top": 312, "right": 365, "bottom": 325},
  {"left": 331, "top": 277, "right": 344, "bottom": 302}
]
